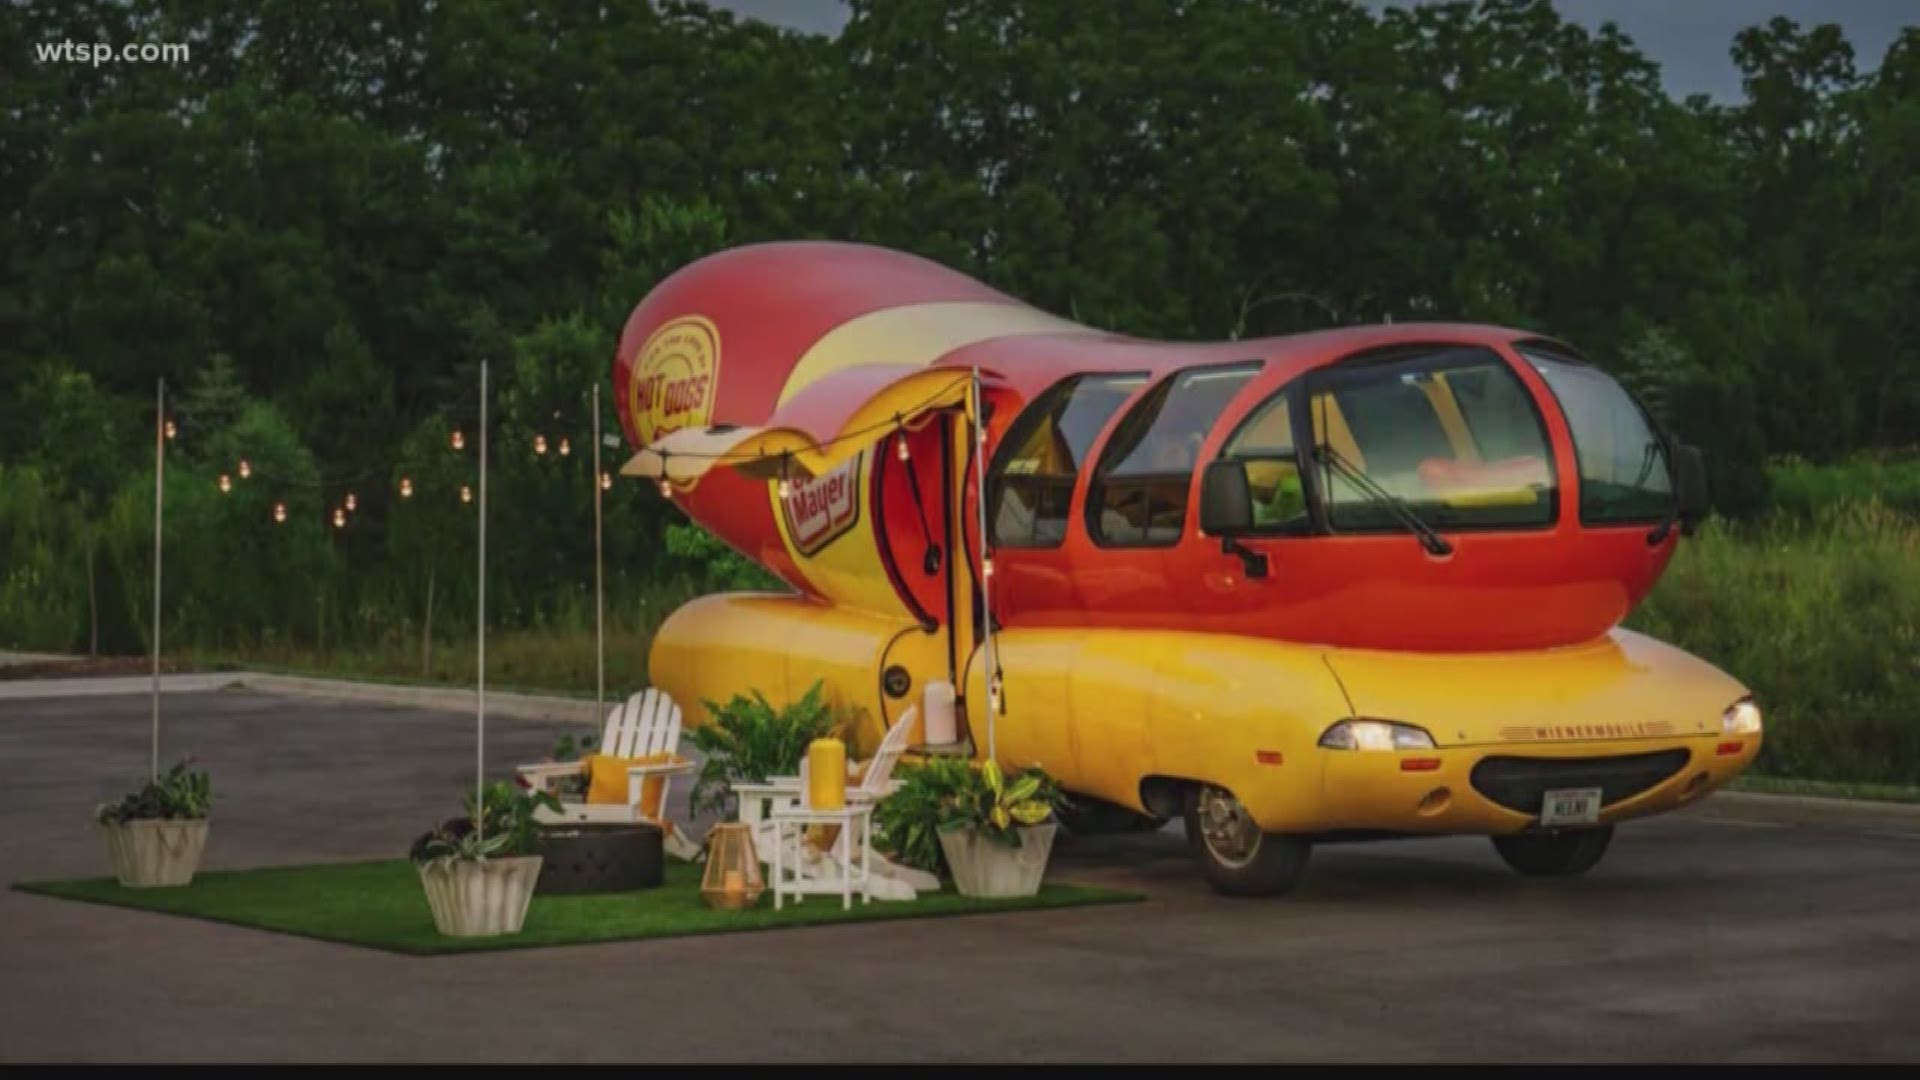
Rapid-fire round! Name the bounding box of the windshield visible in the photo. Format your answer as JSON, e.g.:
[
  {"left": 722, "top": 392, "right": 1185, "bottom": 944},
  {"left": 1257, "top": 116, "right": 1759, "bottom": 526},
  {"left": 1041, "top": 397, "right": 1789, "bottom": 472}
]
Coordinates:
[
  {"left": 1308, "top": 347, "right": 1556, "bottom": 531},
  {"left": 1521, "top": 349, "right": 1672, "bottom": 525}
]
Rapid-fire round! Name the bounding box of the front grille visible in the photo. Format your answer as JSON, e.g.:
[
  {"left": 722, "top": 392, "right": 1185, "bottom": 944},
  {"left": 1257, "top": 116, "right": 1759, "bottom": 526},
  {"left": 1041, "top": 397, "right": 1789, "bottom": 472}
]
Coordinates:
[{"left": 1470, "top": 750, "right": 1690, "bottom": 814}]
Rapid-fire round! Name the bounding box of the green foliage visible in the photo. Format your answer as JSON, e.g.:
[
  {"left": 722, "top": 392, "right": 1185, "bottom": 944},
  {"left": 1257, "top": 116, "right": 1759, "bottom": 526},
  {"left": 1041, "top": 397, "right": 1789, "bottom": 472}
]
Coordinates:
[
  {"left": 686, "top": 680, "right": 841, "bottom": 818},
  {"left": 408, "top": 781, "right": 562, "bottom": 865},
  {"left": 876, "top": 759, "right": 1067, "bottom": 876},
  {"left": 95, "top": 759, "right": 212, "bottom": 824},
  {"left": 665, "top": 523, "right": 781, "bottom": 592},
  {"left": 1631, "top": 502, "right": 1920, "bottom": 784}
]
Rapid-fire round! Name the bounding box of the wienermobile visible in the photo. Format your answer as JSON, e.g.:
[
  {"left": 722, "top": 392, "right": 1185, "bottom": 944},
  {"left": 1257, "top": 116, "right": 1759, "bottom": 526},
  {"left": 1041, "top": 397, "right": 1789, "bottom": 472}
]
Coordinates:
[{"left": 619, "top": 242, "right": 1760, "bottom": 896}]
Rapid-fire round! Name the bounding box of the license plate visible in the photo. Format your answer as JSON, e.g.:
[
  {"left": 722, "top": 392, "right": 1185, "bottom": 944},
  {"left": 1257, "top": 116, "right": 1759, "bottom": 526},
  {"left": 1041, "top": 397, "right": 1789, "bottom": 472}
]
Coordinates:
[{"left": 1539, "top": 787, "right": 1602, "bottom": 827}]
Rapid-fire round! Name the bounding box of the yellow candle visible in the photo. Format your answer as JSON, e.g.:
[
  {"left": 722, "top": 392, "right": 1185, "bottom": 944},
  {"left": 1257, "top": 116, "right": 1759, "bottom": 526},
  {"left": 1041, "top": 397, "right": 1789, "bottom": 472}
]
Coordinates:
[
  {"left": 808, "top": 737, "right": 847, "bottom": 809},
  {"left": 723, "top": 869, "right": 744, "bottom": 895}
]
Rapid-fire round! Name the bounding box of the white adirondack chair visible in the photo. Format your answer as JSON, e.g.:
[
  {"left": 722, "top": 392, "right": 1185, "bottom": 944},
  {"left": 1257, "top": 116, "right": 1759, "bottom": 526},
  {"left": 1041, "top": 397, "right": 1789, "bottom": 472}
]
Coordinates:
[
  {"left": 516, "top": 689, "right": 699, "bottom": 859},
  {"left": 735, "top": 708, "right": 937, "bottom": 899}
]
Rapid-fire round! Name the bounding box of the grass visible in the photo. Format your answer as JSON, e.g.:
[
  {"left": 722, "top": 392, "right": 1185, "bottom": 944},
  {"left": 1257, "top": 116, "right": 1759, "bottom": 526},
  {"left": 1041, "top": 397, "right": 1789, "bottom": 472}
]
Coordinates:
[
  {"left": 13, "top": 859, "right": 1141, "bottom": 956},
  {"left": 1630, "top": 500, "right": 1920, "bottom": 786},
  {"left": 1730, "top": 774, "right": 1920, "bottom": 805}
]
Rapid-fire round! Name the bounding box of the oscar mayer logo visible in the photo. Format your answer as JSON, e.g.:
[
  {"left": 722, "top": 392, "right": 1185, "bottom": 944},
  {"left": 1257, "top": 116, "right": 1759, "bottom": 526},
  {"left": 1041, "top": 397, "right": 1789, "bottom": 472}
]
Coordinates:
[
  {"left": 780, "top": 453, "right": 863, "bottom": 557},
  {"left": 629, "top": 315, "right": 721, "bottom": 446}
]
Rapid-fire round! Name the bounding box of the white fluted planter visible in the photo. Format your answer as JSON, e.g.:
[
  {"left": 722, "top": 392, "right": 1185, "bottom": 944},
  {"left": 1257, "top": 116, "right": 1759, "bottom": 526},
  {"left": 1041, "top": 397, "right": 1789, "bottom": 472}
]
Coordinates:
[
  {"left": 417, "top": 856, "right": 543, "bottom": 937},
  {"left": 101, "top": 819, "right": 209, "bottom": 888},
  {"left": 939, "top": 822, "right": 1056, "bottom": 899}
]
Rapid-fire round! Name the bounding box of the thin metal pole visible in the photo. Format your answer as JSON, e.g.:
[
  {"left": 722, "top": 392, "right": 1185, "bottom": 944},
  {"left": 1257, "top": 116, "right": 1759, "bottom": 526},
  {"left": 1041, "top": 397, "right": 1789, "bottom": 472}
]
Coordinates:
[
  {"left": 593, "top": 382, "right": 605, "bottom": 724},
  {"left": 475, "top": 360, "right": 488, "bottom": 837},
  {"left": 151, "top": 379, "right": 165, "bottom": 780},
  {"left": 971, "top": 368, "right": 997, "bottom": 763}
]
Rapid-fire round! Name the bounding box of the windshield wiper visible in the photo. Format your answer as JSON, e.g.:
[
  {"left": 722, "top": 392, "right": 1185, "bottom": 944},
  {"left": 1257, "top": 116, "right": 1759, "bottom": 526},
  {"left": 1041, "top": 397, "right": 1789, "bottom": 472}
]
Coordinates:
[{"left": 1311, "top": 444, "right": 1453, "bottom": 557}]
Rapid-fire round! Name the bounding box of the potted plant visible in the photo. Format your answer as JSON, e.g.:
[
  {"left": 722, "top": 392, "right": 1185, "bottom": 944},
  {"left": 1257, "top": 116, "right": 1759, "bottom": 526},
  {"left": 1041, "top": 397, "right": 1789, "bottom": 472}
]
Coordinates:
[
  {"left": 878, "top": 759, "right": 1066, "bottom": 898},
  {"left": 96, "top": 759, "right": 212, "bottom": 888},
  {"left": 687, "top": 680, "right": 839, "bottom": 820},
  {"left": 410, "top": 781, "right": 560, "bottom": 937}
]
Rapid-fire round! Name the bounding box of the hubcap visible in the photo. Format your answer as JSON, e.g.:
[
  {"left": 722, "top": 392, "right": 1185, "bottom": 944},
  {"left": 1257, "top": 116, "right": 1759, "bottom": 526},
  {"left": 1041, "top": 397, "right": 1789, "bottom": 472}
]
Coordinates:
[{"left": 1197, "top": 784, "right": 1261, "bottom": 869}]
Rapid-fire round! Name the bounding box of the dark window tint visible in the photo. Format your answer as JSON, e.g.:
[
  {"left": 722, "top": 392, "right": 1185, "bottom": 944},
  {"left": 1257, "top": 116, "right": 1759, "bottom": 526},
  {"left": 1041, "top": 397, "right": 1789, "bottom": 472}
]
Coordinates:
[
  {"left": 1523, "top": 350, "right": 1672, "bottom": 524},
  {"left": 989, "top": 373, "right": 1147, "bottom": 547},
  {"left": 1090, "top": 364, "right": 1259, "bottom": 546}
]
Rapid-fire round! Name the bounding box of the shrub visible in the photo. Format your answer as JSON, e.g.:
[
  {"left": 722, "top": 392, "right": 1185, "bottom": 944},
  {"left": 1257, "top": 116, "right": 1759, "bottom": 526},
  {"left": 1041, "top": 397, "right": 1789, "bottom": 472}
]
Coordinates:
[
  {"left": 687, "top": 680, "right": 841, "bottom": 818},
  {"left": 95, "top": 759, "right": 212, "bottom": 824}
]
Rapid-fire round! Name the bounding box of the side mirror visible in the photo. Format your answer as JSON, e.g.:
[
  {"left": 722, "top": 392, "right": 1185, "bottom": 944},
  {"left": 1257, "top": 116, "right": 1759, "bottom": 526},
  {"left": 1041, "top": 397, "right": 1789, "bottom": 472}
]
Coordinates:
[
  {"left": 1675, "top": 444, "right": 1708, "bottom": 533},
  {"left": 1199, "top": 459, "right": 1254, "bottom": 537},
  {"left": 1199, "top": 460, "right": 1268, "bottom": 580}
]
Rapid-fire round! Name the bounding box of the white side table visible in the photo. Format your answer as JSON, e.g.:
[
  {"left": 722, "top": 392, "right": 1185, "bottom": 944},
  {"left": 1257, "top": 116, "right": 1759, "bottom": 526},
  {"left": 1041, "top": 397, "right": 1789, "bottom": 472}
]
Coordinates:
[{"left": 769, "top": 802, "right": 874, "bottom": 911}]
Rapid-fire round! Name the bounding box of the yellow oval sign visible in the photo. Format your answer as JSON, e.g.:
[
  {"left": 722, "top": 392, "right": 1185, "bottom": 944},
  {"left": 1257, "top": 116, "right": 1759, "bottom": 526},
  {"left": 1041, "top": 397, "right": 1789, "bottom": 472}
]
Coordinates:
[{"left": 629, "top": 315, "right": 721, "bottom": 446}]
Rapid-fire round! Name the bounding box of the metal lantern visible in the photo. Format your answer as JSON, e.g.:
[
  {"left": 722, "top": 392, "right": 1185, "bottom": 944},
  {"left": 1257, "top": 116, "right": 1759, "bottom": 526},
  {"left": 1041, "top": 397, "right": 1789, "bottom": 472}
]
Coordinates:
[{"left": 700, "top": 822, "right": 764, "bottom": 911}]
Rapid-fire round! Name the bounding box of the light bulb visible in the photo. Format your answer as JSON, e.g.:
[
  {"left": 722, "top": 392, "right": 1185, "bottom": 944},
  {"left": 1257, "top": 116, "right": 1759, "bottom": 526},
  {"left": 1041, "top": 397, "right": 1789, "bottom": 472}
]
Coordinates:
[
  {"left": 345, "top": 492, "right": 357, "bottom": 512},
  {"left": 600, "top": 472, "right": 612, "bottom": 491},
  {"left": 218, "top": 473, "right": 231, "bottom": 493},
  {"left": 896, "top": 437, "right": 910, "bottom": 462},
  {"left": 558, "top": 437, "right": 571, "bottom": 457},
  {"left": 777, "top": 477, "right": 792, "bottom": 499},
  {"left": 399, "top": 477, "right": 413, "bottom": 498},
  {"left": 238, "top": 459, "right": 251, "bottom": 479},
  {"left": 659, "top": 479, "right": 672, "bottom": 499},
  {"left": 460, "top": 485, "right": 473, "bottom": 504},
  {"left": 982, "top": 556, "right": 994, "bottom": 578},
  {"left": 534, "top": 434, "right": 548, "bottom": 456},
  {"left": 450, "top": 429, "right": 465, "bottom": 451},
  {"left": 272, "top": 502, "right": 286, "bottom": 524},
  {"left": 333, "top": 508, "right": 346, "bottom": 528},
  {"left": 164, "top": 419, "right": 177, "bottom": 440}
]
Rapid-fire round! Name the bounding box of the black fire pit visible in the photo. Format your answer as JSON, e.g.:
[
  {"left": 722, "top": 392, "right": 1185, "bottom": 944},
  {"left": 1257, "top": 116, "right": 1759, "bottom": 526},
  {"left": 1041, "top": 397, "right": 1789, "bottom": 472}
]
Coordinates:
[{"left": 534, "top": 822, "right": 664, "bottom": 895}]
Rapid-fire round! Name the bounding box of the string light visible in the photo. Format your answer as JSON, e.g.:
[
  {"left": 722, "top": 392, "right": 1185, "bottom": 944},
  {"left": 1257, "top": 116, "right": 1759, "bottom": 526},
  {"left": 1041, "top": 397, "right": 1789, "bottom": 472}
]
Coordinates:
[
  {"left": 982, "top": 556, "right": 994, "bottom": 578},
  {"left": 345, "top": 492, "right": 357, "bottom": 512},
  {"left": 333, "top": 507, "right": 346, "bottom": 528},
  {"left": 777, "top": 454, "right": 793, "bottom": 500},
  {"left": 558, "top": 437, "right": 571, "bottom": 457},
  {"left": 164, "top": 419, "right": 177, "bottom": 441},
  {"left": 399, "top": 477, "right": 413, "bottom": 498},
  {"left": 659, "top": 479, "right": 672, "bottom": 499},
  {"left": 601, "top": 472, "right": 612, "bottom": 491},
  {"left": 896, "top": 435, "right": 910, "bottom": 462},
  {"left": 534, "top": 434, "right": 548, "bottom": 456},
  {"left": 218, "top": 473, "right": 232, "bottom": 493},
  {"left": 450, "top": 429, "right": 465, "bottom": 451},
  {"left": 460, "top": 484, "right": 473, "bottom": 504},
  {"left": 272, "top": 502, "right": 286, "bottom": 524},
  {"left": 237, "top": 459, "right": 251, "bottom": 479}
]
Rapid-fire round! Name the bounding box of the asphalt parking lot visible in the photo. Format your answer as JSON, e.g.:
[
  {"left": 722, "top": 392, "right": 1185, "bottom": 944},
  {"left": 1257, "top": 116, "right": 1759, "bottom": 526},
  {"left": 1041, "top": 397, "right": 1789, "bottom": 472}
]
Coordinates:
[{"left": 3, "top": 689, "right": 1918, "bottom": 1062}]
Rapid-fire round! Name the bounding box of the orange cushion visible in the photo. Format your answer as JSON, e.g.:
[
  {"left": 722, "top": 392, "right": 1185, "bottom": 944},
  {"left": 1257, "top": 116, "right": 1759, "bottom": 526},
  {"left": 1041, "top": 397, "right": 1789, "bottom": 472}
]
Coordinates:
[{"left": 583, "top": 752, "right": 675, "bottom": 819}]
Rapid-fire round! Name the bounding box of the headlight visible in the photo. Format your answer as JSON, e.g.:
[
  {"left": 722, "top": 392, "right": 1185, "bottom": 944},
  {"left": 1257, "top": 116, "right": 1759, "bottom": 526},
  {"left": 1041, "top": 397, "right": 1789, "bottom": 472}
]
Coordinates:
[
  {"left": 1319, "top": 719, "right": 1436, "bottom": 751},
  {"left": 1722, "top": 699, "right": 1763, "bottom": 735}
]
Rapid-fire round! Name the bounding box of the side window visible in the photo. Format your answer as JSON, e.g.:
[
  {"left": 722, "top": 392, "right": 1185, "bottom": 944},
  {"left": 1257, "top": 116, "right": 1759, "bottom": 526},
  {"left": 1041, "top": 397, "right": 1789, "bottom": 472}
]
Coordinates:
[
  {"left": 1090, "top": 363, "right": 1259, "bottom": 547},
  {"left": 989, "top": 373, "right": 1146, "bottom": 547},
  {"left": 1222, "top": 389, "right": 1308, "bottom": 532}
]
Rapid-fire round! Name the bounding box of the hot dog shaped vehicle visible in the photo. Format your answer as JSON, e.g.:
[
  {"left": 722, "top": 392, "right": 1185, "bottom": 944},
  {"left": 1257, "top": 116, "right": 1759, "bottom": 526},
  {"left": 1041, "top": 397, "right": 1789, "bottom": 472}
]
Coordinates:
[{"left": 618, "top": 242, "right": 1759, "bottom": 896}]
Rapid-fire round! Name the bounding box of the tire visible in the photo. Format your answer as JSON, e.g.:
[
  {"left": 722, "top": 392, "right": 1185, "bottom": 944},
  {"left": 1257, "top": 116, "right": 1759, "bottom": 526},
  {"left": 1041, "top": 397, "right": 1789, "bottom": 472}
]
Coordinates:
[
  {"left": 1183, "top": 784, "right": 1311, "bottom": 897},
  {"left": 1491, "top": 825, "right": 1614, "bottom": 877}
]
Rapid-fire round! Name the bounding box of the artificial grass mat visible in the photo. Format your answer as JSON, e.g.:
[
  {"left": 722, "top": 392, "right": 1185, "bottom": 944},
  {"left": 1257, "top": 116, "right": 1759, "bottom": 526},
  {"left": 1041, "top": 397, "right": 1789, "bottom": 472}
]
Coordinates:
[{"left": 14, "top": 859, "right": 1142, "bottom": 955}]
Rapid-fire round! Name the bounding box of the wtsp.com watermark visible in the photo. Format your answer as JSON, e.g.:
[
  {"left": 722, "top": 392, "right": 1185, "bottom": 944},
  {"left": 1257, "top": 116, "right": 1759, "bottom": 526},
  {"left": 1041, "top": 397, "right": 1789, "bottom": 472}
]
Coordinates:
[{"left": 36, "top": 39, "right": 191, "bottom": 66}]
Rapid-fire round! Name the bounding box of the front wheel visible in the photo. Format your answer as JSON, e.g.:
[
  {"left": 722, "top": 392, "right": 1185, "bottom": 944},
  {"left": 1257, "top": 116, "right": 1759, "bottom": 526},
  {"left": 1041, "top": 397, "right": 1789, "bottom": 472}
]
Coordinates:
[
  {"left": 1184, "top": 784, "right": 1311, "bottom": 897},
  {"left": 1491, "top": 825, "right": 1614, "bottom": 877}
]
